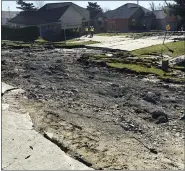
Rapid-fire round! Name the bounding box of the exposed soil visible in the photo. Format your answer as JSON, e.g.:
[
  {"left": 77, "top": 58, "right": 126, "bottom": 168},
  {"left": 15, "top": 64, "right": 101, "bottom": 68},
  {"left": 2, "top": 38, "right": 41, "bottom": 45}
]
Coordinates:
[{"left": 2, "top": 47, "right": 185, "bottom": 170}]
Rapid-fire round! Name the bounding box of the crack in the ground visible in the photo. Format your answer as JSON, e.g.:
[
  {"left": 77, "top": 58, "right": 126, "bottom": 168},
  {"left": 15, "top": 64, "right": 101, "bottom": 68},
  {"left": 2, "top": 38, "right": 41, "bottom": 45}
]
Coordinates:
[
  {"left": 1, "top": 88, "right": 20, "bottom": 97},
  {"left": 43, "top": 132, "right": 94, "bottom": 169}
]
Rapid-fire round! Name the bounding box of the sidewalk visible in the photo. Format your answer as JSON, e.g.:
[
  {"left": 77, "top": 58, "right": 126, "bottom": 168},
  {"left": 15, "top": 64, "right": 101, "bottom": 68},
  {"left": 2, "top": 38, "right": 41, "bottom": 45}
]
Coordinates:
[{"left": 2, "top": 83, "right": 93, "bottom": 170}]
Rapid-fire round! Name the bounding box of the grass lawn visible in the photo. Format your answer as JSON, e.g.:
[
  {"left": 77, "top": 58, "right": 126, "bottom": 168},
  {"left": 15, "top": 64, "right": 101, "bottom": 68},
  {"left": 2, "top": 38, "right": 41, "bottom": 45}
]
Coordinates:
[
  {"left": 107, "top": 63, "right": 166, "bottom": 76},
  {"left": 96, "top": 33, "right": 128, "bottom": 36},
  {"left": 2, "top": 40, "right": 32, "bottom": 47},
  {"left": 54, "top": 40, "right": 100, "bottom": 47},
  {"left": 85, "top": 52, "right": 184, "bottom": 83},
  {"left": 131, "top": 41, "right": 185, "bottom": 58},
  {"left": 2, "top": 39, "right": 100, "bottom": 48},
  {"left": 96, "top": 32, "right": 153, "bottom": 38},
  {"left": 106, "top": 62, "right": 185, "bottom": 83}
]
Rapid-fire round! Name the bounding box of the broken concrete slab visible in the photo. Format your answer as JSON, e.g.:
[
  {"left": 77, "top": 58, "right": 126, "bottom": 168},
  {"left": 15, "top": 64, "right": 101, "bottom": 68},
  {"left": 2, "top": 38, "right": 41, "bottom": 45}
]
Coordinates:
[
  {"left": 2, "top": 83, "right": 93, "bottom": 170},
  {"left": 2, "top": 82, "right": 15, "bottom": 94}
]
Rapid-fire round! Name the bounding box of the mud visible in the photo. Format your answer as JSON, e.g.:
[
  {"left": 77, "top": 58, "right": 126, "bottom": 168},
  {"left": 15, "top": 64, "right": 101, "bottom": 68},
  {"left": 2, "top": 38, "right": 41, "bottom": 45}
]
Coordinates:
[{"left": 2, "top": 47, "right": 185, "bottom": 170}]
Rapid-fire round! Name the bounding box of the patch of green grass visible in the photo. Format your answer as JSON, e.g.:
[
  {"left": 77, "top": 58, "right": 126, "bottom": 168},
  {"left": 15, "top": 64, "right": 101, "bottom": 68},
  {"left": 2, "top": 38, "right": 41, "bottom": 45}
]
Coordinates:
[
  {"left": 132, "top": 41, "right": 185, "bottom": 58},
  {"left": 107, "top": 63, "right": 166, "bottom": 76},
  {"left": 2, "top": 40, "right": 31, "bottom": 47},
  {"left": 90, "top": 54, "right": 107, "bottom": 59},
  {"left": 96, "top": 33, "right": 129, "bottom": 36},
  {"left": 35, "top": 37, "right": 49, "bottom": 44},
  {"left": 106, "top": 62, "right": 184, "bottom": 83},
  {"left": 160, "top": 76, "right": 185, "bottom": 83},
  {"left": 96, "top": 32, "right": 153, "bottom": 38},
  {"left": 173, "top": 65, "right": 185, "bottom": 69},
  {"left": 2, "top": 39, "right": 100, "bottom": 49},
  {"left": 172, "top": 65, "right": 185, "bottom": 72},
  {"left": 55, "top": 40, "right": 100, "bottom": 47}
]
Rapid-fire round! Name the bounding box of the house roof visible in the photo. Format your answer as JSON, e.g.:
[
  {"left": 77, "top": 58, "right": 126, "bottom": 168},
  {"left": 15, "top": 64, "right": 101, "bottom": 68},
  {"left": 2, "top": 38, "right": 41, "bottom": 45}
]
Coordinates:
[
  {"left": 8, "top": 2, "right": 89, "bottom": 25},
  {"left": 104, "top": 3, "right": 152, "bottom": 19},
  {"left": 2, "top": 11, "right": 19, "bottom": 18},
  {"left": 153, "top": 10, "right": 167, "bottom": 19},
  {"left": 90, "top": 11, "right": 101, "bottom": 19},
  {"left": 38, "top": 2, "right": 72, "bottom": 11}
]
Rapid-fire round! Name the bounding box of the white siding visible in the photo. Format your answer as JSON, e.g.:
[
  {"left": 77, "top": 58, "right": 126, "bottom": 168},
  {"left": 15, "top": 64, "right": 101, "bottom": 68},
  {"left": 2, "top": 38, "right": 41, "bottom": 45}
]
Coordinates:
[
  {"left": 71, "top": 4, "right": 90, "bottom": 21},
  {"left": 59, "top": 6, "right": 83, "bottom": 29}
]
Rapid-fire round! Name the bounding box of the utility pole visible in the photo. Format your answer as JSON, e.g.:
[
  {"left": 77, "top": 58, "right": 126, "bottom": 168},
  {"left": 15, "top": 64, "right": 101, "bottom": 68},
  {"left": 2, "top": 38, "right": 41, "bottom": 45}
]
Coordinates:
[
  {"left": 8, "top": 6, "right": 10, "bottom": 20},
  {"left": 137, "top": 0, "right": 139, "bottom": 5}
]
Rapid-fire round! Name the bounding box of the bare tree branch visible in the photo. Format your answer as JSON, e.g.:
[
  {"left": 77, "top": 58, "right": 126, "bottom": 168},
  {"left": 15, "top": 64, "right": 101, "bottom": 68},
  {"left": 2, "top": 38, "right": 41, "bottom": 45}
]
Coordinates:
[
  {"left": 103, "top": 7, "right": 110, "bottom": 13},
  {"left": 35, "top": 1, "right": 45, "bottom": 9},
  {"left": 149, "top": 2, "right": 164, "bottom": 11}
]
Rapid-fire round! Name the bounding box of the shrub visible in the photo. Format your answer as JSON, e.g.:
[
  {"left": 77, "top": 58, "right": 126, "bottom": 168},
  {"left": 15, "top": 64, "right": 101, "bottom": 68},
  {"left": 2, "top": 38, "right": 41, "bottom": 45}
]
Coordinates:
[{"left": 2, "top": 26, "right": 39, "bottom": 42}]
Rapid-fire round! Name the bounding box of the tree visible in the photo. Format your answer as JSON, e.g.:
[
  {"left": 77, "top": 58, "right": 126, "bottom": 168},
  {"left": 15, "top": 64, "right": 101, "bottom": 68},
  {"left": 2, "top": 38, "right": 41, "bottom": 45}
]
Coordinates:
[
  {"left": 149, "top": 2, "right": 164, "bottom": 11},
  {"left": 35, "top": 1, "right": 45, "bottom": 9},
  {"left": 103, "top": 7, "right": 110, "bottom": 13},
  {"left": 16, "top": 0, "right": 37, "bottom": 11},
  {"left": 149, "top": 2, "right": 156, "bottom": 11},
  {"left": 86, "top": 2, "right": 103, "bottom": 12},
  {"left": 166, "top": 0, "right": 185, "bottom": 24}
]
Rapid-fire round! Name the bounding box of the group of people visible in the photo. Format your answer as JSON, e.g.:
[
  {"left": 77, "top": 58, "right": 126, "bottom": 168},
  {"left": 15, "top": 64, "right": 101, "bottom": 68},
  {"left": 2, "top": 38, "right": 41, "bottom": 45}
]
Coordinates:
[{"left": 85, "top": 26, "right": 94, "bottom": 38}]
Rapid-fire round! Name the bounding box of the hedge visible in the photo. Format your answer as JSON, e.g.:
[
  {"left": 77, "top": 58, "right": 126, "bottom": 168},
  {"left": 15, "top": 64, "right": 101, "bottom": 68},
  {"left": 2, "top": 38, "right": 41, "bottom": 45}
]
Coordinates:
[
  {"left": 2, "top": 26, "right": 40, "bottom": 42},
  {"left": 41, "top": 28, "right": 82, "bottom": 42}
]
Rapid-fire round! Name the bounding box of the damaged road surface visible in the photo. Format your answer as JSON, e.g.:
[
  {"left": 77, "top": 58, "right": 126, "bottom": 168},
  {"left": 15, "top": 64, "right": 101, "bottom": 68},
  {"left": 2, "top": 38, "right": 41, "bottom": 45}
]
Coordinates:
[
  {"left": 2, "top": 84, "right": 93, "bottom": 170},
  {"left": 2, "top": 48, "right": 185, "bottom": 170}
]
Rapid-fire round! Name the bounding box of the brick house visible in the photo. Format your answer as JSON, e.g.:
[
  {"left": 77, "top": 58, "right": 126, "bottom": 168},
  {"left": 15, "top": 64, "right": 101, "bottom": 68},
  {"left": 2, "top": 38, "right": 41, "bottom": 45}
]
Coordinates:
[
  {"left": 153, "top": 10, "right": 178, "bottom": 31},
  {"left": 104, "top": 3, "right": 155, "bottom": 32}
]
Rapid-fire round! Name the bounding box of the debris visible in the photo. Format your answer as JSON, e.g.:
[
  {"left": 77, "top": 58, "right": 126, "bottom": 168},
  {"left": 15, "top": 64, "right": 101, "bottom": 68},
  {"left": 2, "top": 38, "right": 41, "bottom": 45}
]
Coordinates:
[
  {"left": 143, "top": 92, "right": 159, "bottom": 104},
  {"left": 156, "top": 115, "right": 168, "bottom": 124},
  {"left": 22, "top": 74, "right": 31, "bottom": 78},
  {"left": 152, "top": 109, "right": 168, "bottom": 124},
  {"left": 25, "top": 155, "right": 31, "bottom": 159},
  {"left": 151, "top": 109, "right": 168, "bottom": 119},
  {"left": 29, "top": 146, "right": 33, "bottom": 150},
  {"left": 132, "top": 136, "right": 158, "bottom": 154},
  {"left": 179, "top": 114, "right": 185, "bottom": 120}
]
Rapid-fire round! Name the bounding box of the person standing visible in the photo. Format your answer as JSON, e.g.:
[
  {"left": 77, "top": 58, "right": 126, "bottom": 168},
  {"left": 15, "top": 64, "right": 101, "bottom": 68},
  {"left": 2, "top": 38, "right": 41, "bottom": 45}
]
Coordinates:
[{"left": 91, "top": 26, "right": 94, "bottom": 38}]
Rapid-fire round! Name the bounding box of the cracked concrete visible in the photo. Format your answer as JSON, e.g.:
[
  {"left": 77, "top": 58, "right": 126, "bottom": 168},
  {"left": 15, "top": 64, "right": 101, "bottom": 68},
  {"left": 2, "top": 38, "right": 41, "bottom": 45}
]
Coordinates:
[{"left": 2, "top": 82, "right": 93, "bottom": 170}]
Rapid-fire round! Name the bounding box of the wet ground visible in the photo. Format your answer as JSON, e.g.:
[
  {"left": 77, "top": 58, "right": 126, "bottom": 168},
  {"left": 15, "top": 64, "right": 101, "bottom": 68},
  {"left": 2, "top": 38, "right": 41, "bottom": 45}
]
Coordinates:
[{"left": 2, "top": 47, "right": 185, "bottom": 170}]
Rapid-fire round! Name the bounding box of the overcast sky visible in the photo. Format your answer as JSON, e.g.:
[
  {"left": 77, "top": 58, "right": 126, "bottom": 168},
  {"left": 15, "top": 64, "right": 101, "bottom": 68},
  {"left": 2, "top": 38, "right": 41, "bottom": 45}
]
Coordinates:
[{"left": 2, "top": 1, "right": 172, "bottom": 11}]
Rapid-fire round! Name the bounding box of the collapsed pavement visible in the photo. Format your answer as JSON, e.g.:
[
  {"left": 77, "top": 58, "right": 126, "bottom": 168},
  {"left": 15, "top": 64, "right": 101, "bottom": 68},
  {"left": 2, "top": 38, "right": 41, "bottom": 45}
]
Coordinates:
[
  {"left": 1, "top": 47, "right": 185, "bottom": 170},
  {"left": 2, "top": 83, "right": 93, "bottom": 170}
]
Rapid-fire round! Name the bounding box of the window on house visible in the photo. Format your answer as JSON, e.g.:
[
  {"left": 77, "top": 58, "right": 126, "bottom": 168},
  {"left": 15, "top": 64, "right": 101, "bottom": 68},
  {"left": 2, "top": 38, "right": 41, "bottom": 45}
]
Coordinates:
[{"left": 132, "top": 19, "right": 136, "bottom": 26}]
